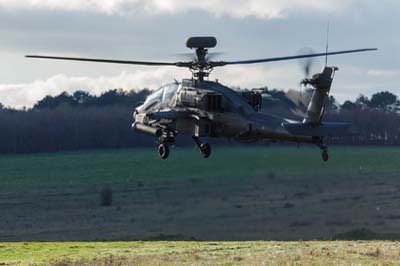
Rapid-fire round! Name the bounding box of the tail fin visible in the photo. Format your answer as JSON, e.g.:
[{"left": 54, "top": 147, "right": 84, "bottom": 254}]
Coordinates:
[{"left": 302, "top": 66, "right": 338, "bottom": 124}]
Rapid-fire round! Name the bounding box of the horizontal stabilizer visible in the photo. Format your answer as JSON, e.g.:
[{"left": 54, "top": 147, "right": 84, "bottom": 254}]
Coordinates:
[{"left": 283, "top": 122, "right": 353, "bottom": 137}]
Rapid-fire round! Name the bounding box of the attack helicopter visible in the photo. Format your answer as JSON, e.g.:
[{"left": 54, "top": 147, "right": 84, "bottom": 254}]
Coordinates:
[{"left": 26, "top": 37, "right": 377, "bottom": 161}]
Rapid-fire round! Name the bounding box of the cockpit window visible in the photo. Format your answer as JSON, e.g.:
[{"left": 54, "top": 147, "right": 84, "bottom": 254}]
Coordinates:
[
  {"left": 162, "top": 84, "right": 179, "bottom": 106},
  {"left": 143, "top": 88, "right": 163, "bottom": 111}
]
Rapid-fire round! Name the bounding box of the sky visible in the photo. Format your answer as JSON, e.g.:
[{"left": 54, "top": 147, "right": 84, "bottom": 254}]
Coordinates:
[{"left": 0, "top": 0, "right": 398, "bottom": 108}]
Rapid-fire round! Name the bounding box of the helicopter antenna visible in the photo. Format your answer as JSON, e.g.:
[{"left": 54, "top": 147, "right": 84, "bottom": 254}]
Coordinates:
[{"left": 325, "top": 21, "right": 330, "bottom": 67}]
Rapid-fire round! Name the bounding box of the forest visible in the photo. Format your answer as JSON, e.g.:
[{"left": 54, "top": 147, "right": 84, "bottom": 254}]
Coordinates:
[{"left": 0, "top": 88, "right": 399, "bottom": 154}]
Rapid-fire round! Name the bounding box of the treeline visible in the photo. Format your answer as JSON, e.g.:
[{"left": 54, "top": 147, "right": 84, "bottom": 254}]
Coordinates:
[
  {"left": 34, "top": 89, "right": 151, "bottom": 109},
  {"left": 327, "top": 91, "right": 400, "bottom": 145},
  {"left": 0, "top": 88, "right": 399, "bottom": 154},
  {"left": 0, "top": 89, "right": 153, "bottom": 153},
  {"left": 0, "top": 107, "right": 154, "bottom": 153}
]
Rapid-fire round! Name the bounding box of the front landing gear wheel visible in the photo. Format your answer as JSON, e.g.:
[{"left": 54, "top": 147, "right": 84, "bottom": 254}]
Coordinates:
[
  {"left": 200, "top": 143, "right": 211, "bottom": 158},
  {"left": 321, "top": 148, "right": 329, "bottom": 162},
  {"left": 158, "top": 143, "right": 169, "bottom": 160},
  {"left": 192, "top": 136, "right": 212, "bottom": 159}
]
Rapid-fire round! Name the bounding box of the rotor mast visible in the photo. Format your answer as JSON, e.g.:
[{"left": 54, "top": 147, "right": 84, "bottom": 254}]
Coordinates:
[{"left": 194, "top": 47, "right": 207, "bottom": 81}]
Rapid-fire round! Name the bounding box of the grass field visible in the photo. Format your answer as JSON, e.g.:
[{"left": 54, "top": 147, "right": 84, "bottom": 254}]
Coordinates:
[
  {"left": 1, "top": 146, "right": 400, "bottom": 265},
  {"left": 1, "top": 146, "right": 400, "bottom": 189},
  {"left": 2, "top": 241, "right": 400, "bottom": 265}
]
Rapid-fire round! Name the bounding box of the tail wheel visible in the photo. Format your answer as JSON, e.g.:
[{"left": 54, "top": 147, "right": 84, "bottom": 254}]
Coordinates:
[
  {"left": 321, "top": 149, "right": 329, "bottom": 162},
  {"left": 200, "top": 143, "right": 211, "bottom": 158},
  {"left": 158, "top": 143, "right": 169, "bottom": 160}
]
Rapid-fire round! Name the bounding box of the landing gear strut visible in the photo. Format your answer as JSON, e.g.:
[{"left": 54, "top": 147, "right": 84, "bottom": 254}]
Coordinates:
[
  {"left": 316, "top": 138, "right": 329, "bottom": 162},
  {"left": 321, "top": 147, "right": 329, "bottom": 162},
  {"left": 157, "top": 131, "right": 175, "bottom": 160},
  {"left": 192, "top": 136, "right": 212, "bottom": 158}
]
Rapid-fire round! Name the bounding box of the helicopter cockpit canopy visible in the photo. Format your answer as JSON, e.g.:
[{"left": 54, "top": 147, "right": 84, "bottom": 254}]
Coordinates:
[{"left": 142, "top": 83, "right": 180, "bottom": 111}]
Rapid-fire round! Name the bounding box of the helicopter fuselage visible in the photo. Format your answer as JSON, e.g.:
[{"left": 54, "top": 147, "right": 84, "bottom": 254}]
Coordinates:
[{"left": 133, "top": 79, "right": 314, "bottom": 145}]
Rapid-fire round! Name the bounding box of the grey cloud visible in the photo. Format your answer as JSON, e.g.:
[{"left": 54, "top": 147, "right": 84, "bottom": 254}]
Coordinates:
[{"left": 0, "top": 0, "right": 356, "bottom": 19}]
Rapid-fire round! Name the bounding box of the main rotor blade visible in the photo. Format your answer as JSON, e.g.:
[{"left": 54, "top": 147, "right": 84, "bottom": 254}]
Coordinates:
[
  {"left": 213, "top": 48, "right": 378, "bottom": 66},
  {"left": 25, "top": 55, "right": 188, "bottom": 67}
]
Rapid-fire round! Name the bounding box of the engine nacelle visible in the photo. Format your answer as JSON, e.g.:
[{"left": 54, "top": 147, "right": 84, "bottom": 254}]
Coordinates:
[
  {"left": 177, "top": 88, "right": 222, "bottom": 111},
  {"left": 240, "top": 91, "right": 262, "bottom": 111}
]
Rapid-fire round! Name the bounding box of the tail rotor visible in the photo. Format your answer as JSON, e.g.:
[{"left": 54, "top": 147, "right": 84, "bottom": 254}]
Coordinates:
[{"left": 297, "top": 48, "right": 317, "bottom": 107}]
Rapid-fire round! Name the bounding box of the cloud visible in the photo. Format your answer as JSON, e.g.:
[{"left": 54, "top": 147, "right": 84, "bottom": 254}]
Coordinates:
[
  {"left": 367, "top": 69, "right": 400, "bottom": 78},
  {"left": 0, "top": 0, "right": 354, "bottom": 19},
  {"left": 0, "top": 68, "right": 188, "bottom": 108},
  {"left": 213, "top": 64, "right": 302, "bottom": 89},
  {"left": 0, "top": 0, "right": 131, "bottom": 15},
  {"left": 0, "top": 64, "right": 305, "bottom": 108}
]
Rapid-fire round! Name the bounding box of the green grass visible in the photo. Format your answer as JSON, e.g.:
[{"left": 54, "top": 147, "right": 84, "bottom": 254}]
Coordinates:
[
  {"left": 1, "top": 241, "right": 400, "bottom": 266},
  {"left": 0, "top": 146, "right": 400, "bottom": 189}
]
